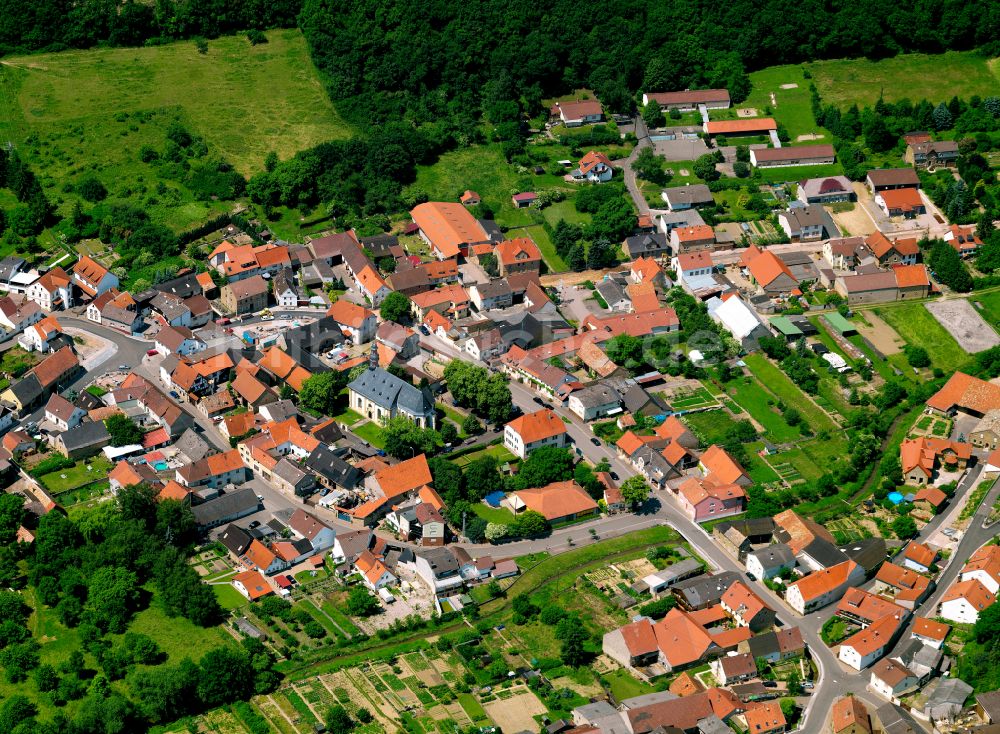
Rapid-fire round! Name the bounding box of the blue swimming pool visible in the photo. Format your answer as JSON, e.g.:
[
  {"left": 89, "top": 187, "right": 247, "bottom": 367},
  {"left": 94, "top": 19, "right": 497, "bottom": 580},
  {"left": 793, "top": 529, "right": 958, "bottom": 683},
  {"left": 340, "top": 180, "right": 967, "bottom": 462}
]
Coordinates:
[
  {"left": 887, "top": 491, "right": 904, "bottom": 505},
  {"left": 153, "top": 461, "right": 168, "bottom": 471}
]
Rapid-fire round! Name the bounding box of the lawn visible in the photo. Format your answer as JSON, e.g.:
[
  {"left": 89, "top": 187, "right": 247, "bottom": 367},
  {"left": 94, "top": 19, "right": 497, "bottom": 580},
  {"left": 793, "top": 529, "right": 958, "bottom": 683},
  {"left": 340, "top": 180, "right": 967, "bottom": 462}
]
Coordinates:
[
  {"left": 212, "top": 583, "right": 250, "bottom": 611},
  {"left": 39, "top": 456, "right": 113, "bottom": 493},
  {"left": 449, "top": 443, "right": 517, "bottom": 468},
  {"left": 505, "top": 222, "right": 568, "bottom": 272},
  {"left": 754, "top": 162, "right": 845, "bottom": 184},
  {"left": 681, "top": 409, "right": 742, "bottom": 445},
  {"left": 541, "top": 198, "right": 593, "bottom": 227},
  {"left": 724, "top": 378, "right": 800, "bottom": 442},
  {"left": 472, "top": 504, "right": 516, "bottom": 526},
  {"left": 0, "top": 29, "right": 350, "bottom": 231},
  {"left": 743, "top": 354, "right": 838, "bottom": 433},
  {"left": 351, "top": 421, "right": 385, "bottom": 449},
  {"left": 875, "top": 304, "right": 970, "bottom": 374},
  {"left": 808, "top": 51, "right": 1000, "bottom": 107},
  {"left": 746, "top": 65, "right": 831, "bottom": 141},
  {"left": 603, "top": 669, "right": 656, "bottom": 702}
]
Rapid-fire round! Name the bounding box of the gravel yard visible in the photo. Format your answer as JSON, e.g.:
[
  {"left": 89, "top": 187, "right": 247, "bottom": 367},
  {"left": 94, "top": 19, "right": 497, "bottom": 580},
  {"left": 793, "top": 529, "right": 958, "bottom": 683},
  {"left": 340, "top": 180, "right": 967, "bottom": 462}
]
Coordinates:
[{"left": 925, "top": 299, "right": 1000, "bottom": 353}]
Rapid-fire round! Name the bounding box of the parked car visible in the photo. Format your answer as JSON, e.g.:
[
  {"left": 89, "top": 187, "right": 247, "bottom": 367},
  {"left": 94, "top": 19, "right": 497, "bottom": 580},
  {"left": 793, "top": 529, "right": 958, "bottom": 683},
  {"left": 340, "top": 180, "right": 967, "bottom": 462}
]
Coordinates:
[
  {"left": 248, "top": 520, "right": 260, "bottom": 529},
  {"left": 418, "top": 325, "right": 430, "bottom": 335},
  {"left": 532, "top": 396, "right": 545, "bottom": 405},
  {"left": 118, "top": 364, "right": 129, "bottom": 370},
  {"left": 590, "top": 438, "right": 601, "bottom": 446},
  {"left": 169, "top": 390, "right": 180, "bottom": 399},
  {"left": 146, "top": 349, "right": 158, "bottom": 357}
]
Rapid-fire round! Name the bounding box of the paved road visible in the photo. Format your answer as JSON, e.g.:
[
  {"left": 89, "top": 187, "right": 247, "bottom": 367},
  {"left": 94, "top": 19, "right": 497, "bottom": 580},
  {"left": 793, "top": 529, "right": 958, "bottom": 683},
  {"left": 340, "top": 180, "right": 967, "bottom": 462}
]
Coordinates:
[{"left": 619, "top": 115, "right": 651, "bottom": 216}]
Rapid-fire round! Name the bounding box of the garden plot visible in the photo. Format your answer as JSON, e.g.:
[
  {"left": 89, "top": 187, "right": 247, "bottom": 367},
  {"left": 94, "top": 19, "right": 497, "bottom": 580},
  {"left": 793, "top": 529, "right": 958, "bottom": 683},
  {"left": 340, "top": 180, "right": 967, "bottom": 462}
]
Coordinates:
[
  {"left": 482, "top": 689, "right": 548, "bottom": 733},
  {"left": 925, "top": 299, "right": 1000, "bottom": 353},
  {"left": 769, "top": 462, "right": 804, "bottom": 485},
  {"left": 659, "top": 380, "right": 720, "bottom": 412}
]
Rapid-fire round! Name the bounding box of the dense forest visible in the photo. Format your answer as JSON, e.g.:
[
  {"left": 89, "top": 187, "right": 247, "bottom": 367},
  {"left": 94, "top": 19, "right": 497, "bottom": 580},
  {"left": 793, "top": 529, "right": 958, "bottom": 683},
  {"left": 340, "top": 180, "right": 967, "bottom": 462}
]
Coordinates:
[
  {"left": 297, "top": 0, "right": 1000, "bottom": 125},
  {"left": 0, "top": 0, "right": 302, "bottom": 55}
]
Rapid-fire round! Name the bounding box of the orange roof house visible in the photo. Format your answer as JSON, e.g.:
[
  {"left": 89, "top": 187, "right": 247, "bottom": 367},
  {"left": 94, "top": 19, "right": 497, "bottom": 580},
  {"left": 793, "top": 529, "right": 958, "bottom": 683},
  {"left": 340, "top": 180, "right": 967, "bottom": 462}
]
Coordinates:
[
  {"left": 786, "top": 560, "right": 860, "bottom": 613},
  {"left": 940, "top": 578, "right": 995, "bottom": 622},
  {"left": 505, "top": 480, "right": 598, "bottom": 523},
  {"left": 878, "top": 188, "right": 925, "bottom": 215},
  {"left": 865, "top": 231, "right": 919, "bottom": 262},
  {"left": 699, "top": 445, "right": 750, "bottom": 487},
  {"left": 260, "top": 347, "right": 312, "bottom": 392},
  {"left": 961, "top": 544, "right": 1000, "bottom": 593},
  {"left": 900, "top": 436, "right": 971, "bottom": 484},
  {"left": 373, "top": 454, "right": 433, "bottom": 501},
  {"left": 496, "top": 237, "right": 543, "bottom": 274},
  {"left": 460, "top": 190, "right": 481, "bottom": 206},
  {"left": 653, "top": 608, "right": 718, "bottom": 669},
  {"left": 892, "top": 263, "right": 930, "bottom": 289},
  {"left": 875, "top": 562, "right": 931, "bottom": 606},
  {"left": 705, "top": 118, "right": 777, "bottom": 135},
  {"left": 504, "top": 408, "right": 567, "bottom": 454},
  {"left": 743, "top": 249, "right": 797, "bottom": 293},
  {"left": 673, "top": 225, "right": 716, "bottom": 245},
  {"left": 578, "top": 151, "right": 612, "bottom": 175},
  {"left": 832, "top": 696, "right": 870, "bottom": 734},
  {"left": 927, "top": 372, "right": 1000, "bottom": 416},
  {"left": 911, "top": 618, "right": 950, "bottom": 647},
  {"left": 410, "top": 202, "right": 491, "bottom": 259},
  {"left": 233, "top": 569, "right": 273, "bottom": 601},
  {"left": 901, "top": 541, "right": 936, "bottom": 571},
  {"left": 326, "top": 299, "right": 374, "bottom": 329},
  {"left": 743, "top": 700, "right": 786, "bottom": 734}
]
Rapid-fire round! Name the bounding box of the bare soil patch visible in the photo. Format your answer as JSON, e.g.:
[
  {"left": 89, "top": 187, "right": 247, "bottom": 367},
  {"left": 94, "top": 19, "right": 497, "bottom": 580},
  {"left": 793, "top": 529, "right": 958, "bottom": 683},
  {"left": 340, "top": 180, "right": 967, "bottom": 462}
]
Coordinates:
[
  {"left": 857, "top": 312, "right": 905, "bottom": 355},
  {"left": 737, "top": 108, "right": 759, "bottom": 117},
  {"left": 483, "top": 690, "right": 547, "bottom": 733},
  {"left": 925, "top": 299, "right": 1000, "bottom": 353}
]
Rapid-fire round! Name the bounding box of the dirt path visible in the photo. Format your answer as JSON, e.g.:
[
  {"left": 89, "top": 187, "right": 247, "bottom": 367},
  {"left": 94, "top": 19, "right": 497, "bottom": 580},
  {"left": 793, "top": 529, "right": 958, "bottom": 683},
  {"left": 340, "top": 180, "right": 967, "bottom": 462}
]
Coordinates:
[{"left": 540, "top": 269, "right": 617, "bottom": 287}]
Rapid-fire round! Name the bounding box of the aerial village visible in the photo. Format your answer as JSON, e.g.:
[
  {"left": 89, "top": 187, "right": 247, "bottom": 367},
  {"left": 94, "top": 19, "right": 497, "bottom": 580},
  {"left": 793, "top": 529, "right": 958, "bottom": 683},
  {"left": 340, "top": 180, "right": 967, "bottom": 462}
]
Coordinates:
[{"left": 1, "top": 83, "right": 1000, "bottom": 734}]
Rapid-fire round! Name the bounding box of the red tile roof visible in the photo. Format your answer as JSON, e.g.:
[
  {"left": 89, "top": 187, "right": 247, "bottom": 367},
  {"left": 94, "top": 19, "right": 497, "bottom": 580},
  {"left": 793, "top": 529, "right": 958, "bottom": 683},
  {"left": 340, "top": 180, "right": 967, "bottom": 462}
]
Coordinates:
[{"left": 506, "top": 408, "right": 567, "bottom": 444}]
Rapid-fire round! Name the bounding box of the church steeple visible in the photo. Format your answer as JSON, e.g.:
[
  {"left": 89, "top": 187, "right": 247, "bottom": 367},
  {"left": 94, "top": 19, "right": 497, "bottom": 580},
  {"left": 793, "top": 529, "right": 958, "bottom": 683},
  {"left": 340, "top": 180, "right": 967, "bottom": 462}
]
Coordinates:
[{"left": 368, "top": 340, "right": 377, "bottom": 370}]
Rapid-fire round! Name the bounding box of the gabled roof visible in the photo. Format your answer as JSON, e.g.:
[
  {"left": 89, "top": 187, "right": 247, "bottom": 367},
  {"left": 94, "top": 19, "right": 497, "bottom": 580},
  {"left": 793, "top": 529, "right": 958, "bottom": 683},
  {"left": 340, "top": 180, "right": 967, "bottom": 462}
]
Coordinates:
[
  {"left": 699, "top": 445, "right": 748, "bottom": 486},
  {"left": 31, "top": 346, "right": 79, "bottom": 389},
  {"left": 73, "top": 255, "right": 112, "bottom": 292},
  {"left": 679, "top": 476, "right": 745, "bottom": 507},
  {"left": 721, "top": 580, "right": 769, "bottom": 621},
  {"left": 911, "top": 617, "right": 949, "bottom": 642},
  {"left": 355, "top": 549, "right": 393, "bottom": 586},
  {"left": 374, "top": 454, "right": 433, "bottom": 500},
  {"left": 505, "top": 408, "right": 567, "bottom": 444},
  {"left": 940, "top": 578, "right": 993, "bottom": 610},
  {"left": 962, "top": 544, "right": 1000, "bottom": 587},
  {"left": 496, "top": 237, "right": 542, "bottom": 266},
  {"left": 866, "top": 168, "right": 920, "bottom": 187},
  {"left": 927, "top": 371, "right": 1000, "bottom": 414},
  {"left": 509, "top": 480, "right": 598, "bottom": 521},
  {"left": 653, "top": 608, "right": 716, "bottom": 668},
  {"left": 879, "top": 188, "right": 924, "bottom": 211},
  {"left": 578, "top": 151, "right": 612, "bottom": 175},
  {"left": 233, "top": 569, "right": 272, "bottom": 600},
  {"left": 787, "top": 560, "right": 858, "bottom": 602},
  {"left": 743, "top": 700, "right": 785, "bottom": 734},
  {"left": 901, "top": 541, "right": 935, "bottom": 568},
  {"left": 705, "top": 118, "right": 776, "bottom": 134},
  {"left": 744, "top": 249, "right": 796, "bottom": 288},
  {"left": 410, "top": 202, "right": 490, "bottom": 258},
  {"left": 832, "top": 696, "right": 870, "bottom": 734}
]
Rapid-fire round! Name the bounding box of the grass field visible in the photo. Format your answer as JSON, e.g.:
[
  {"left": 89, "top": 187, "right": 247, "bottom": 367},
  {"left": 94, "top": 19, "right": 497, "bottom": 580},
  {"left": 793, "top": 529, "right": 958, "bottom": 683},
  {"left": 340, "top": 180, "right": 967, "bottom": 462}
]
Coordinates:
[
  {"left": 971, "top": 291, "right": 1000, "bottom": 333},
  {"left": 875, "top": 304, "right": 970, "bottom": 373},
  {"left": 39, "top": 456, "right": 113, "bottom": 493},
  {"left": 0, "top": 29, "right": 349, "bottom": 230},
  {"left": 746, "top": 65, "right": 830, "bottom": 141},
  {"left": 450, "top": 443, "right": 517, "bottom": 468},
  {"left": 743, "top": 354, "right": 838, "bottom": 433},
  {"left": 541, "top": 199, "right": 593, "bottom": 227},
  {"left": 681, "top": 409, "right": 741, "bottom": 445},
  {"left": 724, "top": 378, "right": 800, "bottom": 442},
  {"left": 604, "top": 669, "right": 656, "bottom": 701},
  {"left": 212, "top": 583, "right": 250, "bottom": 611},
  {"left": 808, "top": 51, "right": 1000, "bottom": 107}
]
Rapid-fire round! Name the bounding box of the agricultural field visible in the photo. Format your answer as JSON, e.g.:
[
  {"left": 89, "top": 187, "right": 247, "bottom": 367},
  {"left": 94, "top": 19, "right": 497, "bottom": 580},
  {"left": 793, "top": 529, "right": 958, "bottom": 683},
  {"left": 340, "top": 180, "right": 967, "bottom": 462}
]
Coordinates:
[
  {"left": 875, "top": 303, "right": 971, "bottom": 374},
  {"left": 970, "top": 291, "right": 1000, "bottom": 333},
  {"left": 0, "top": 29, "right": 349, "bottom": 231},
  {"left": 723, "top": 376, "right": 801, "bottom": 442},
  {"left": 807, "top": 51, "right": 1000, "bottom": 107}
]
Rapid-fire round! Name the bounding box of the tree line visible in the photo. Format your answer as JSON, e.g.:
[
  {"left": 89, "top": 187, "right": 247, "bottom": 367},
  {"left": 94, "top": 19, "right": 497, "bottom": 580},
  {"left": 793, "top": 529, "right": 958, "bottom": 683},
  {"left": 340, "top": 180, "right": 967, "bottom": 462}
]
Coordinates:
[{"left": 0, "top": 0, "right": 302, "bottom": 56}]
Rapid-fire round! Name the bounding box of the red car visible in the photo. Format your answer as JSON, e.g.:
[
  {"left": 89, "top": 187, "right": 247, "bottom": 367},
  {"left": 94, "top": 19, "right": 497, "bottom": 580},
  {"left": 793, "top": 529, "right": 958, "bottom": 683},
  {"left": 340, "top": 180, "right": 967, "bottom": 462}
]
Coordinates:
[{"left": 146, "top": 349, "right": 158, "bottom": 356}]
